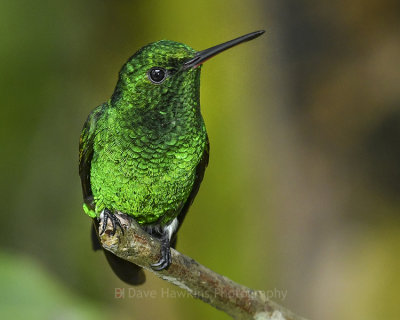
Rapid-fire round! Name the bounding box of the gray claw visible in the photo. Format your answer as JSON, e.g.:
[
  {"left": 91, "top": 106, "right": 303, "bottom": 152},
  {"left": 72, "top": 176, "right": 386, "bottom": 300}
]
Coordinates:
[{"left": 99, "top": 209, "right": 124, "bottom": 236}]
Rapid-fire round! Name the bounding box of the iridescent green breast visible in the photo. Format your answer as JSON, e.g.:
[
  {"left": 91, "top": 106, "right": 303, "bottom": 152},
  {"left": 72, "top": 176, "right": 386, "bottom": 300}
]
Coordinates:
[{"left": 90, "top": 104, "right": 207, "bottom": 225}]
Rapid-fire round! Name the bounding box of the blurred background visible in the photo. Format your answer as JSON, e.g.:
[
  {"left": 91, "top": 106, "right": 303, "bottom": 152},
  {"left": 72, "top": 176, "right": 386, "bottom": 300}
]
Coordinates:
[{"left": 1, "top": 0, "right": 399, "bottom": 319}]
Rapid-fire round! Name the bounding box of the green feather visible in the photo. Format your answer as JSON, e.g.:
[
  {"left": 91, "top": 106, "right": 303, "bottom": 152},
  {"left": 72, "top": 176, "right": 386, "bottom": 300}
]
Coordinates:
[{"left": 80, "top": 40, "right": 208, "bottom": 225}]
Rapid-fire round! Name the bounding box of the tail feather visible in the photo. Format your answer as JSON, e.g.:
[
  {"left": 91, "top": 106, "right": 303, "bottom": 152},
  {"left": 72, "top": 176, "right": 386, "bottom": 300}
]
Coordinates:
[{"left": 91, "top": 223, "right": 146, "bottom": 285}]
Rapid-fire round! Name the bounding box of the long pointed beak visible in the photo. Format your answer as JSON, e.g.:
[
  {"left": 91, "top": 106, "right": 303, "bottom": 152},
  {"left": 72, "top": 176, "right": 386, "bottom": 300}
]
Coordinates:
[{"left": 182, "top": 30, "right": 265, "bottom": 70}]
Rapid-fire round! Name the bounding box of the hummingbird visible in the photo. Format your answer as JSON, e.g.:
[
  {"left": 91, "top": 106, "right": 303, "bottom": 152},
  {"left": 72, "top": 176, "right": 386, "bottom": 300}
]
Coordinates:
[{"left": 79, "top": 30, "right": 264, "bottom": 284}]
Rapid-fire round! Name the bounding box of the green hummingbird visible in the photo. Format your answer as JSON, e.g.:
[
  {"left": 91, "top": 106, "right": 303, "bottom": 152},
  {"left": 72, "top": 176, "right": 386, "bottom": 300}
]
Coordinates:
[{"left": 79, "top": 30, "right": 264, "bottom": 284}]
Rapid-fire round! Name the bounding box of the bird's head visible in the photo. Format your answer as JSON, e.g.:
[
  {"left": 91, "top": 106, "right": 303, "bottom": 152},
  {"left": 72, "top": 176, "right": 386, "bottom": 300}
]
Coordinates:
[
  {"left": 111, "top": 31, "right": 265, "bottom": 113},
  {"left": 112, "top": 40, "right": 199, "bottom": 111}
]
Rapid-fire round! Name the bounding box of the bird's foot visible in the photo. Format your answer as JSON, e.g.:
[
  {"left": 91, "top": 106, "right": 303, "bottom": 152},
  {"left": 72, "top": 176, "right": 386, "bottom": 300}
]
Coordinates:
[
  {"left": 99, "top": 209, "right": 124, "bottom": 236},
  {"left": 151, "top": 236, "right": 171, "bottom": 271}
]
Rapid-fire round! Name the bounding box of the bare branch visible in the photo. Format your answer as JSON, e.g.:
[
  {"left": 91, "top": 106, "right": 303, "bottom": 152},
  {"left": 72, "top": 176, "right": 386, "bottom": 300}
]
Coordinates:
[{"left": 98, "top": 213, "right": 308, "bottom": 320}]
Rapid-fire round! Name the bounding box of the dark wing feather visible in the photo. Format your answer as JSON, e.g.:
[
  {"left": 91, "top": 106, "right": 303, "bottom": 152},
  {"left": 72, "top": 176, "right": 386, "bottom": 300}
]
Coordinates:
[{"left": 79, "top": 105, "right": 104, "bottom": 205}]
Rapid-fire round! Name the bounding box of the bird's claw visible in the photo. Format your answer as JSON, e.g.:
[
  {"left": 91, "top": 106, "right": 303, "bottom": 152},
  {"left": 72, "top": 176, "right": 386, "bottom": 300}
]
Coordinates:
[
  {"left": 99, "top": 209, "right": 124, "bottom": 236},
  {"left": 151, "top": 238, "right": 171, "bottom": 271}
]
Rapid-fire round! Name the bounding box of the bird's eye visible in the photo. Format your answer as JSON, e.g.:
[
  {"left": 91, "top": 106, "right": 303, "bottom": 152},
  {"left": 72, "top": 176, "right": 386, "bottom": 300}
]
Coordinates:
[{"left": 148, "top": 67, "right": 167, "bottom": 84}]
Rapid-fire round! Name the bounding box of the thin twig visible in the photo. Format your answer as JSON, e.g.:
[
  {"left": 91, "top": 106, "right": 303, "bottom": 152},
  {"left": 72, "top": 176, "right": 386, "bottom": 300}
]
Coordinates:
[{"left": 98, "top": 213, "right": 308, "bottom": 320}]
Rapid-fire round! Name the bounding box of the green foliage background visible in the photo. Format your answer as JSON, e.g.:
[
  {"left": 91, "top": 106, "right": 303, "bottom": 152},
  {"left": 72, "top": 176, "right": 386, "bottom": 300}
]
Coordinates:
[{"left": 1, "top": 1, "right": 399, "bottom": 319}]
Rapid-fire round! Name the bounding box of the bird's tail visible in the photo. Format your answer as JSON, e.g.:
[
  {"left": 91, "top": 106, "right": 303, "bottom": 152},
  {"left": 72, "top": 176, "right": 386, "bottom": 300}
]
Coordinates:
[{"left": 91, "top": 223, "right": 146, "bottom": 285}]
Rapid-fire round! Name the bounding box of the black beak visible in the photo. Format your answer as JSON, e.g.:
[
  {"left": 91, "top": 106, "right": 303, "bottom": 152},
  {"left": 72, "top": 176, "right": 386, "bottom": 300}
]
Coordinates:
[{"left": 182, "top": 30, "right": 265, "bottom": 70}]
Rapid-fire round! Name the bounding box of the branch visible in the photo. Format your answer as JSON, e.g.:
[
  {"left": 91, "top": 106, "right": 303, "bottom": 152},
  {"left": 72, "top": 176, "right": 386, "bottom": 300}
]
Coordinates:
[{"left": 98, "top": 213, "right": 308, "bottom": 320}]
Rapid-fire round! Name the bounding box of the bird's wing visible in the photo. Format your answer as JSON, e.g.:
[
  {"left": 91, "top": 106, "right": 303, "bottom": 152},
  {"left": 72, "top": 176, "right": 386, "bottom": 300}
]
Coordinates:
[
  {"left": 80, "top": 104, "right": 146, "bottom": 285},
  {"left": 173, "top": 135, "right": 210, "bottom": 241},
  {"left": 79, "top": 104, "right": 105, "bottom": 205}
]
